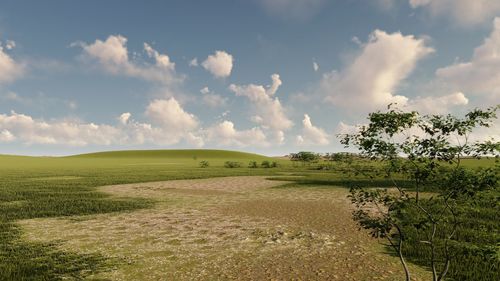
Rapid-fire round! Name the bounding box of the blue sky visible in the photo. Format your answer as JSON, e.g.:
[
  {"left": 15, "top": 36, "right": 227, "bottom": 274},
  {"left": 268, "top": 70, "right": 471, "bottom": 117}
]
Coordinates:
[{"left": 0, "top": 0, "right": 499, "bottom": 156}]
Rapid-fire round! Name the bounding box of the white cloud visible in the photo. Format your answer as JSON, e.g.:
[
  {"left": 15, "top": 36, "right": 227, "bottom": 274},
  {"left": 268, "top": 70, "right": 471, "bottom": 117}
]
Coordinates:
[
  {"left": 229, "top": 74, "right": 293, "bottom": 143},
  {"left": 321, "top": 29, "right": 434, "bottom": 111},
  {"left": 0, "top": 111, "right": 122, "bottom": 146},
  {"left": 267, "top": 73, "right": 282, "bottom": 96},
  {"left": 202, "top": 50, "right": 233, "bottom": 78},
  {"left": 143, "top": 43, "right": 175, "bottom": 70},
  {"left": 200, "top": 87, "right": 227, "bottom": 108},
  {"left": 335, "top": 121, "right": 360, "bottom": 135},
  {"left": 436, "top": 18, "right": 500, "bottom": 100},
  {"left": 200, "top": 87, "right": 210, "bottom": 95},
  {"left": 0, "top": 104, "right": 204, "bottom": 147},
  {"left": 0, "top": 41, "right": 24, "bottom": 84},
  {"left": 351, "top": 36, "right": 362, "bottom": 46},
  {"left": 296, "top": 114, "right": 329, "bottom": 146},
  {"left": 75, "top": 35, "right": 180, "bottom": 85},
  {"left": 145, "top": 97, "right": 199, "bottom": 133},
  {"left": 0, "top": 129, "right": 15, "bottom": 142},
  {"left": 409, "top": 0, "right": 500, "bottom": 26},
  {"left": 5, "top": 40, "right": 16, "bottom": 50},
  {"left": 258, "top": 0, "right": 326, "bottom": 20},
  {"left": 205, "top": 120, "right": 269, "bottom": 147},
  {"left": 189, "top": 58, "right": 198, "bottom": 67},
  {"left": 407, "top": 92, "right": 469, "bottom": 114},
  {"left": 313, "top": 61, "right": 319, "bottom": 72},
  {"left": 118, "top": 112, "right": 131, "bottom": 125}
]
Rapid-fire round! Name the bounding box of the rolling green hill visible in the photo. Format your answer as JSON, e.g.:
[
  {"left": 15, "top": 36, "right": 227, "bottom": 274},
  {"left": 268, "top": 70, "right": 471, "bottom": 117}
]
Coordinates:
[
  {"left": 0, "top": 149, "right": 281, "bottom": 170},
  {"left": 69, "top": 149, "right": 271, "bottom": 160}
]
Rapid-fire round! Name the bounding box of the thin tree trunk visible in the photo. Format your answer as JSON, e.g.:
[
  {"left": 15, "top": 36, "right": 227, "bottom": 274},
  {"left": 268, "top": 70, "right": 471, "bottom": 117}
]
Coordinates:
[
  {"left": 392, "top": 225, "right": 411, "bottom": 281},
  {"left": 430, "top": 222, "right": 438, "bottom": 281}
]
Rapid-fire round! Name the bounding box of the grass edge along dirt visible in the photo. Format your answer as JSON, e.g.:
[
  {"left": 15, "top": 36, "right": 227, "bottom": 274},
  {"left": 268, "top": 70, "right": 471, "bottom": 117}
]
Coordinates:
[{"left": 0, "top": 149, "right": 283, "bottom": 280}]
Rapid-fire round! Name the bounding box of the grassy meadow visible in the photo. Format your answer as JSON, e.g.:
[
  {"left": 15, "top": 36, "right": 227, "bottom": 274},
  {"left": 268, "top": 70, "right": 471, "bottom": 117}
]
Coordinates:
[{"left": 0, "top": 149, "right": 498, "bottom": 280}]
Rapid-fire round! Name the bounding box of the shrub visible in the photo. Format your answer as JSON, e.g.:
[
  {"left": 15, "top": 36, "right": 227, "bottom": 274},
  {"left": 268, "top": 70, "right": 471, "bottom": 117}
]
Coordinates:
[
  {"left": 248, "top": 161, "right": 258, "bottom": 168},
  {"left": 224, "top": 161, "right": 241, "bottom": 168},
  {"left": 199, "top": 160, "right": 209, "bottom": 168},
  {"left": 270, "top": 161, "right": 278, "bottom": 168},
  {"left": 261, "top": 160, "right": 270, "bottom": 168}
]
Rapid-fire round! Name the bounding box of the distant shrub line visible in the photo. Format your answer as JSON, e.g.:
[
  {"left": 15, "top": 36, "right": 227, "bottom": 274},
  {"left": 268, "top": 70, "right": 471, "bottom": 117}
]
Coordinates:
[{"left": 198, "top": 160, "right": 279, "bottom": 168}]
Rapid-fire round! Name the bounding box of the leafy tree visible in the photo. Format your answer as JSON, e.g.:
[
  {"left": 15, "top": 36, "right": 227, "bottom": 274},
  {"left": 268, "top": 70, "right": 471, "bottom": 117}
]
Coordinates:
[
  {"left": 248, "top": 161, "right": 258, "bottom": 168},
  {"left": 199, "top": 160, "right": 209, "bottom": 168},
  {"left": 261, "top": 160, "right": 271, "bottom": 168},
  {"left": 289, "top": 151, "right": 320, "bottom": 166},
  {"left": 340, "top": 105, "right": 500, "bottom": 281},
  {"left": 325, "top": 152, "right": 355, "bottom": 170}
]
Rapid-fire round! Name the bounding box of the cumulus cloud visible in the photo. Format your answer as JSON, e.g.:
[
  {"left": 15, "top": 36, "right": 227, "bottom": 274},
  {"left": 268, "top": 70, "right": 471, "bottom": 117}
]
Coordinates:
[
  {"left": 118, "top": 112, "right": 131, "bottom": 125},
  {"left": 436, "top": 18, "right": 500, "bottom": 100},
  {"left": 0, "top": 111, "right": 122, "bottom": 146},
  {"left": 407, "top": 92, "right": 469, "bottom": 114},
  {"left": 229, "top": 74, "right": 293, "bottom": 143},
  {"left": 0, "top": 129, "right": 15, "bottom": 142},
  {"left": 205, "top": 120, "right": 269, "bottom": 147},
  {"left": 409, "top": 0, "right": 500, "bottom": 26},
  {"left": 200, "top": 87, "right": 227, "bottom": 108},
  {"left": 5, "top": 40, "right": 16, "bottom": 50},
  {"left": 335, "top": 121, "right": 360, "bottom": 135},
  {"left": 75, "top": 35, "right": 179, "bottom": 85},
  {"left": 143, "top": 43, "right": 175, "bottom": 70},
  {"left": 202, "top": 50, "right": 233, "bottom": 78},
  {"left": 0, "top": 96, "right": 204, "bottom": 147},
  {"left": 145, "top": 97, "right": 199, "bottom": 133},
  {"left": 189, "top": 58, "right": 198, "bottom": 67},
  {"left": 313, "top": 61, "right": 319, "bottom": 72},
  {"left": 258, "top": 0, "right": 326, "bottom": 20},
  {"left": 296, "top": 114, "right": 330, "bottom": 146},
  {"left": 321, "top": 30, "right": 434, "bottom": 111},
  {"left": 0, "top": 40, "right": 24, "bottom": 84}
]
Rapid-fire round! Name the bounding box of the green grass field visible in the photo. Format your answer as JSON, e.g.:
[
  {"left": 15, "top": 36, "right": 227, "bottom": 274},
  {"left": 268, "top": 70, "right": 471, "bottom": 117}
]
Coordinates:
[
  {"left": 0, "top": 150, "right": 292, "bottom": 280},
  {"left": 0, "top": 149, "right": 498, "bottom": 280}
]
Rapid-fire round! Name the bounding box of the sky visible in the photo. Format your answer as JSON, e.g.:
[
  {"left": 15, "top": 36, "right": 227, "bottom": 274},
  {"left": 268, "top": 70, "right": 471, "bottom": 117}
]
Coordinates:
[{"left": 0, "top": 0, "right": 499, "bottom": 156}]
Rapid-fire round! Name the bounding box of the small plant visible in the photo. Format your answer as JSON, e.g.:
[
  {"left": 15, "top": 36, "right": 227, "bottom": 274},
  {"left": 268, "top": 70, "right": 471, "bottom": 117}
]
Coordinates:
[
  {"left": 248, "top": 161, "right": 258, "bottom": 168},
  {"left": 261, "top": 160, "right": 271, "bottom": 168},
  {"left": 224, "top": 161, "right": 241, "bottom": 168},
  {"left": 199, "top": 160, "right": 209, "bottom": 168}
]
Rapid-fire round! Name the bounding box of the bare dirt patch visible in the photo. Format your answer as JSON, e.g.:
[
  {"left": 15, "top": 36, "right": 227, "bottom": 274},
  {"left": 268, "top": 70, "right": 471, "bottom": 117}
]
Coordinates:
[{"left": 18, "top": 176, "right": 429, "bottom": 280}]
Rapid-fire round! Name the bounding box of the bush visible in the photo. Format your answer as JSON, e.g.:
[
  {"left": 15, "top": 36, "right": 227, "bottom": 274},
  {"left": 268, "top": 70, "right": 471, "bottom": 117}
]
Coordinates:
[
  {"left": 248, "top": 161, "right": 258, "bottom": 168},
  {"left": 224, "top": 161, "right": 241, "bottom": 168},
  {"left": 261, "top": 160, "right": 278, "bottom": 168},
  {"left": 199, "top": 160, "right": 209, "bottom": 168}
]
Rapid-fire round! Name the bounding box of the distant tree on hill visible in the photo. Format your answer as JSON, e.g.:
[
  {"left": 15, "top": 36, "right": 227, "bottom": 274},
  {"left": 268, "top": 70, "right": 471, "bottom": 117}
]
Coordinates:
[{"left": 289, "top": 151, "right": 320, "bottom": 166}]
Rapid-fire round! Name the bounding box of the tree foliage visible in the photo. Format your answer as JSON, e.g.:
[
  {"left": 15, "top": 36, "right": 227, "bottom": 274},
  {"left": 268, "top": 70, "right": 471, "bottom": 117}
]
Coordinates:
[
  {"left": 289, "top": 151, "right": 320, "bottom": 166},
  {"left": 340, "top": 105, "right": 500, "bottom": 281}
]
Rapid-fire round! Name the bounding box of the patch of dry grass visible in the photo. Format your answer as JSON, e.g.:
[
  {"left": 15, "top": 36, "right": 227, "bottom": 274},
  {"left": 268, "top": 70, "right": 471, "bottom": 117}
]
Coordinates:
[{"left": 18, "top": 176, "right": 430, "bottom": 280}]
